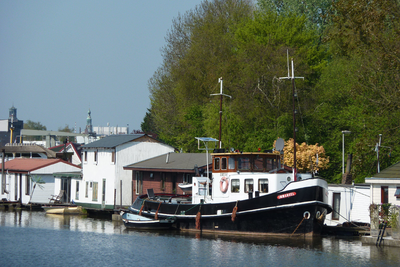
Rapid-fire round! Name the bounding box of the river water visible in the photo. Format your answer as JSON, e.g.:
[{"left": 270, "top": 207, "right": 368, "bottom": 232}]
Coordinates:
[{"left": 0, "top": 210, "right": 399, "bottom": 267}]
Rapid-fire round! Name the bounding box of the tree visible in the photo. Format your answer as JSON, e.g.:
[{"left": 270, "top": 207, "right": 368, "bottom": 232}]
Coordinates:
[
  {"left": 58, "top": 125, "right": 74, "bottom": 143},
  {"left": 24, "top": 120, "right": 47, "bottom": 130},
  {"left": 276, "top": 138, "right": 329, "bottom": 173},
  {"left": 23, "top": 120, "right": 47, "bottom": 141}
]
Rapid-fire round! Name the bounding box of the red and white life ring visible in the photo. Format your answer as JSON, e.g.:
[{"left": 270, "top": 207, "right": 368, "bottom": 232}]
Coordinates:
[{"left": 220, "top": 177, "right": 229, "bottom": 193}]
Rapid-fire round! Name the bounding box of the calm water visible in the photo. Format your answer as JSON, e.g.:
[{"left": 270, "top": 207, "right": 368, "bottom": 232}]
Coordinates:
[{"left": 0, "top": 210, "right": 399, "bottom": 267}]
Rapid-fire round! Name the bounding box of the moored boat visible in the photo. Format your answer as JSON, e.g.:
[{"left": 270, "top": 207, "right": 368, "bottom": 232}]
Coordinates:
[
  {"left": 42, "top": 205, "right": 84, "bottom": 215},
  {"left": 121, "top": 211, "right": 175, "bottom": 230},
  {"left": 128, "top": 149, "right": 332, "bottom": 237}
]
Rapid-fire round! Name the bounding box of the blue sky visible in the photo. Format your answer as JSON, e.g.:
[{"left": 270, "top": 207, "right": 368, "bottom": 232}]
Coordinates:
[{"left": 0, "top": 0, "right": 203, "bottom": 132}]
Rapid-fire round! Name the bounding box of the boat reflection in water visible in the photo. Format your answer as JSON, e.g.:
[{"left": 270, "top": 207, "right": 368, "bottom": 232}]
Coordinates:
[{"left": 1, "top": 210, "right": 399, "bottom": 266}]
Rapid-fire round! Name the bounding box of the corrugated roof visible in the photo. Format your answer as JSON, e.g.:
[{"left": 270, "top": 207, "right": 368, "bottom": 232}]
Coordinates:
[
  {"left": 124, "top": 152, "right": 211, "bottom": 171},
  {"left": 1, "top": 144, "right": 57, "bottom": 158},
  {"left": 82, "top": 134, "right": 146, "bottom": 149},
  {"left": 370, "top": 161, "right": 400, "bottom": 179},
  {"left": 0, "top": 158, "right": 76, "bottom": 172}
]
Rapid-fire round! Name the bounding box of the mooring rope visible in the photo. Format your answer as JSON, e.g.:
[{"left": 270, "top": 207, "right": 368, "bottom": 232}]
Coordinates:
[
  {"left": 291, "top": 216, "right": 306, "bottom": 237},
  {"left": 195, "top": 204, "right": 202, "bottom": 230},
  {"left": 154, "top": 202, "right": 162, "bottom": 220}
]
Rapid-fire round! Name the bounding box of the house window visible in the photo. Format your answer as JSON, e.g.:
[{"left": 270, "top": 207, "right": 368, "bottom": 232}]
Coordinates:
[
  {"left": 214, "top": 158, "right": 220, "bottom": 170},
  {"left": 92, "top": 182, "right": 98, "bottom": 201},
  {"left": 259, "top": 179, "right": 268, "bottom": 193},
  {"left": 94, "top": 151, "right": 97, "bottom": 162},
  {"left": 395, "top": 187, "right": 400, "bottom": 198},
  {"left": 231, "top": 179, "right": 240, "bottom": 193},
  {"left": 183, "top": 174, "right": 192, "bottom": 184},
  {"left": 161, "top": 173, "right": 166, "bottom": 191},
  {"left": 221, "top": 158, "right": 227, "bottom": 170},
  {"left": 135, "top": 172, "right": 142, "bottom": 195},
  {"left": 102, "top": 179, "right": 106, "bottom": 202},
  {"left": 85, "top": 181, "right": 89, "bottom": 198},
  {"left": 76, "top": 181, "right": 79, "bottom": 200},
  {"left": 111, "top": 151, "right": 115, "bottom": 163},
  {"left": 381, "top": 186, "right": 389, "bottom": 204},
  {"left": 25, "top": 176, "right": 30, "bottom": 195},
  {"left": 332, "top": 193, "right": 340, "bottom": 220},
  {"left": 244, "top": 179, "right": 254, "bottom": 193},
  {"left": 84, "top": 151, "right": 87, "bottom": 162}
]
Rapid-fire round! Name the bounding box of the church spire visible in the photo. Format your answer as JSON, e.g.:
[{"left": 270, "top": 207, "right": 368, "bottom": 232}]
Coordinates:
[{"left": 86, "top": 109, "right": 93, "bottom": 134}]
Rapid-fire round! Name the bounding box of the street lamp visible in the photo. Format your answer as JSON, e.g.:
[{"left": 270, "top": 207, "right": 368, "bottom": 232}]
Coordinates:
[{"left": 342, "top": 130, "right": 351, "bottom": 174}]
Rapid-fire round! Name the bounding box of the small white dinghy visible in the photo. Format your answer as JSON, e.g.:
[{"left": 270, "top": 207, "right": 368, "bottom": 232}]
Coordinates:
[{"left": 121, "top": 212, "right": 175, "bottom": 230}]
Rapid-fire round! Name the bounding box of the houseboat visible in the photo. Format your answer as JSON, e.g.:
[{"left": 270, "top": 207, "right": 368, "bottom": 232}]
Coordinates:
[{"left": 128, "top": 149, "right": 332, "bottom": 237}]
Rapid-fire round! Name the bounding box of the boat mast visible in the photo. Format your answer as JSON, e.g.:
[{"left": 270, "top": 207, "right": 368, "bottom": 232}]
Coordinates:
[
  {"left": 211, "top": 78, "right": 232, "bottom": 149},
  {"left": 279, "top": 51, "right": 303, "bottom": 180}
]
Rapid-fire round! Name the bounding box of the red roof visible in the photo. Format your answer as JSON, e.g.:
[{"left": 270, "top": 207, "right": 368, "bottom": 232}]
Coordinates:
[{"left": 0, "top": 158, "right": 78, "bottom": 173}]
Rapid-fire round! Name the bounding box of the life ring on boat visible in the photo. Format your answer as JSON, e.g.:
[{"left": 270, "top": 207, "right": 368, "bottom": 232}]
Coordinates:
[
  {"left": 303, "top": 211, "right": 310, "bottom": 220},
  {"left": 220, "top": 177, "right": 229, "bottom": 193}
]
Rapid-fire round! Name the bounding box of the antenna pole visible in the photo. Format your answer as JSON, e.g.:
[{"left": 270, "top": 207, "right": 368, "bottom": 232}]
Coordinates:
[
  {"left": 211, "top": 77, "right": 232, "bottom": 149},
  {"left": 279, "top": 52, "right": 304, "bottom": 180}
]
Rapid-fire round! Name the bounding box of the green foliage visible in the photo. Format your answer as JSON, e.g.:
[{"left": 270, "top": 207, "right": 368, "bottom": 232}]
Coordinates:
[
  {"left": 144, "top": 0, "right": 400, "bottom": 183},
  {"left": 58, "top": 125, "right": 74, "bottom": 143},
  {"left": 23, "top": 120, "right": 47, "bottom": 141}
]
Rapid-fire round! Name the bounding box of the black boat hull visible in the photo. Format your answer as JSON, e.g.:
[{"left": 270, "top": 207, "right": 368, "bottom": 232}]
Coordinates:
[{"left": 130, "top": 181, "right": 331, "bottom": 236}]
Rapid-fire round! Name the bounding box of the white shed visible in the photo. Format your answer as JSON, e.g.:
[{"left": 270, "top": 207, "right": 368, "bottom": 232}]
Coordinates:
[
  {"left": 0, "top": 158, "right": 81, "bottom": 205},
  {"left": 325, "top": 184, "right": 370, "bottom": 226}
]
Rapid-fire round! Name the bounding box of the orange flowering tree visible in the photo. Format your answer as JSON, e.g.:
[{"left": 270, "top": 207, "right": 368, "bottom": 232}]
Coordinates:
[{"left": 275, "top": 138, "right": 329, "bottom": 173}]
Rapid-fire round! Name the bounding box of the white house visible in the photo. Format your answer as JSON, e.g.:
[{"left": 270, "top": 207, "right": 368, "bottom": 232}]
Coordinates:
[
  {"left": 365, "top": 161, "right": 400, "bottom": 206},
  {"left": 49, "top": 142, "right": 83, "bottom": 166},
  {"left": 0, "top": 158, "right": 81, "bottom": 205},
  {"left": 325, "top": 183, "right": 371, "bottom": 226},
  {"left": 74, "top": 134, "right": 175, "bottom": 210}
]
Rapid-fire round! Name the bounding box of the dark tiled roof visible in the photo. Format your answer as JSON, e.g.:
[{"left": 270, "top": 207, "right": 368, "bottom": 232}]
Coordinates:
[
  {"left": 124, "top": 152, "right": 211, "bottom": 171},
  {"left": 82, "top": 134, "right": 146, "bottom": 149},
  {"left": 370, "top": 161, "right": 400, "bottom": 179}
]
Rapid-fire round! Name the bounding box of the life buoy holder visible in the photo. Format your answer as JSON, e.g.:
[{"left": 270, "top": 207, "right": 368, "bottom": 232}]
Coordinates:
[{"left": 220, "top": 177, "right": 229, "bottom": 193}]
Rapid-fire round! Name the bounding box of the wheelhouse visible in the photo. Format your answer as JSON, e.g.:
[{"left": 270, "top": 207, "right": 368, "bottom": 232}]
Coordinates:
[{"left": 211, "top": 152, "right": 282, "bottom": 173}]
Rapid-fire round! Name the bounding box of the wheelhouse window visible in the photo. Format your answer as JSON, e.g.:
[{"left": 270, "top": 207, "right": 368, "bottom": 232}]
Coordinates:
[
  {"left": 266, "top": 158, "right": 274, "bottom": 171},
  {"left": 332, "top": 193, "right": 340, "bottom": 220},
  {"left": 238, "top": 157, "right": 250, "bottom": 170},
  {"left": 221, "top": 157, "right": 227, "bottom": 170},
  {"left": 231, "top": 179, "right": 240, "bottom": 193},
  {"left": 254, "top": 157, "right": 264, "bottom": 171},
  {"left": 228, "top": 158, "right": 235, "bottom": 170},
  {"left": 244, "top": 179, "right": 254, "bottom": 193},
  {"left": 214, "top": 157, "right": 220, "bottom": 170},
  {"left": 259, "top": 179, "right": 268, "bottom": 193}
]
